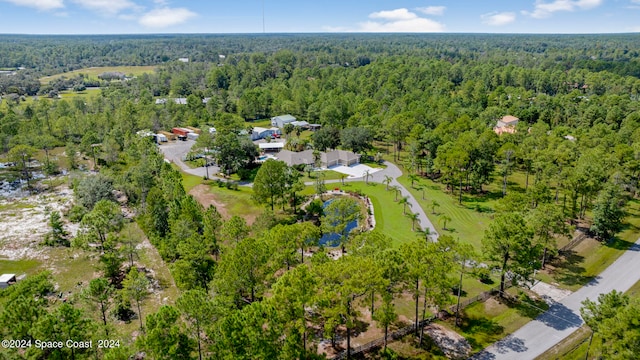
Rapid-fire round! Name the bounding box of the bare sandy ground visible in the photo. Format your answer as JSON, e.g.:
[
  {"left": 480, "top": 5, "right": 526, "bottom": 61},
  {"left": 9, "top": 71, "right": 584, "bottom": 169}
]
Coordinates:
[{"left": 0, "top": 186, "right": 77, "bottom": 261}]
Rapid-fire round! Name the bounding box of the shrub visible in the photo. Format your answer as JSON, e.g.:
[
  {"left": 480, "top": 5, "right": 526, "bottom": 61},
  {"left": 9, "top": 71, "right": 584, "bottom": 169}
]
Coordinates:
[
  {"left": 67, "top": 204, "right": 88, "bottom": 222},
  {"left": 475, "top": 267, "right": 493, "bottom": 284}
]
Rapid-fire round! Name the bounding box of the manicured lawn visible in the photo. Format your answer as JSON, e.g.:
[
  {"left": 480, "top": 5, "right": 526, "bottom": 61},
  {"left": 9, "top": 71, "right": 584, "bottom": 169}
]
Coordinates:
[
  {"left": 397, "top": 175, "right": 494, "bottom": 250},
  {"left": 300, "top": 169, "right": 346, "bottom": 183},
  {"left": 334, "top": 181, "right": 421, "bottom": 247},
  {"left": 39, "top": 65, "right": 157, "bottom": 84}
]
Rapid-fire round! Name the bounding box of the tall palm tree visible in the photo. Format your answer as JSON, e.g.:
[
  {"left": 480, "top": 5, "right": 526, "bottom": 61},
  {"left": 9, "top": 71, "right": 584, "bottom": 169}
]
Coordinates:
[
  {"left": 391, "top": 185, "right": 400, "bottom": 201},
  {"left": 399, "top": 196, "right": 412, "bottom": 215},
  {"left": 340, "top": 173, "right": 347, "bottom": 185},
  {"left": 431, "top": 200, "right": 440, "bottom": 215},
  {"left": 383, "top": 175, "right": 393, "bottom": 190},
  {"left": 439, "top": 214, "right": 451, "bottom": 231},
  {"left": 417, "top": 227, "right": 431, "bottom": 241},
  {"left": 406, "top": 212, "right": 419, "bottom": 231},
  {"left": 364, "top": 169, "right": 371, "bottom": 184},
  {"left": 408, "top": 174, "right": 419, "bottom": 188}
]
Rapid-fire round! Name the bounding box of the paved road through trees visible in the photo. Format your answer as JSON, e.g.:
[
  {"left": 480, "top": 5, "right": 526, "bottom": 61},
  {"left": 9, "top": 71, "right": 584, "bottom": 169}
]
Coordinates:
[{"left": 472, "top": 237, "right": 640, "bottom": 360}]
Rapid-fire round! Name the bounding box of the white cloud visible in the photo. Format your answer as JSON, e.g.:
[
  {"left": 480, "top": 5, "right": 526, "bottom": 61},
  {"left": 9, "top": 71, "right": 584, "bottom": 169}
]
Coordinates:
[
  {"left": 416, "top": 6, "right": 446, "bottom": 16},
  {"left": 523, "top": 0, "right": 603, "bottom": 18},
  {"left": 70, "top": 0, "right": 137, "bottom": 15},
  {"left": 481, "top": 12, "right": 516, "bottom": 26},
  {"left": 359, "top": 18, "right": 444, "bottom": 32},
  {"left": 369, "top": 8, "right": 418, "bottom": 21},
  {"left": 139, "top": 7, "right": 196, "bottom": 28},
  {"left": 0, "top": 0, "right": 64, "bottom": 11},
  {"left": 356, "top": 8, "right": 444, "bottom": 32}
]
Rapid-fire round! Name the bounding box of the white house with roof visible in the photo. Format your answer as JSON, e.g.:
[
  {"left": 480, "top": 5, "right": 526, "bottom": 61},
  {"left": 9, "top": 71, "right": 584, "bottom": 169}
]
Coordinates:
[
  {"left": 494, "top": 115, "right": 519, "bottom": 135},
  {"left": 275, "top": 149, "right": 360, "bottom": 168},
  {"left": 271, "top": 114, "right": 297, "bottom": 128}
]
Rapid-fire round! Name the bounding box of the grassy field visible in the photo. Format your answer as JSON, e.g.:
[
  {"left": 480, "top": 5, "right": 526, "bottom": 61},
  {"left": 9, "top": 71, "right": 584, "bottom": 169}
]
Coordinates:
[
  {"left": 443, "top": 289, "right": 549, "bottom": 354},
  {"left": 300, "top": 169, "right": 346, "bottom": 183},
  {"left": 332, "top": 181, "right": 421, "bottom": 247},
  {"left": 200, "top": 180, "right": 264, "bottom": 222},
  {"left": 536, "top": 198, "right": 640, "bottom": 291},
  {"left": 397, "top": 175, "right": 495, "bottom": 250},
  {"left": 395, "top": 163, "right": 532, "bottom": 251},
  {"left": 0, "top": 258, "right": 41, "bottom": 275},
  {"left": 58, "top": 88, "right": 102, "bottom": 99},
  {"left": 39, "top": 65, "right": 157, "bottom": 84}
]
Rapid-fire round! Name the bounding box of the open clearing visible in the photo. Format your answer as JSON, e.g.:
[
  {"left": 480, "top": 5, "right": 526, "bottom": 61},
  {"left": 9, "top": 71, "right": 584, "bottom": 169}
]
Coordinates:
[
  {"left": 0, "top": 184, "right": 178, "bottom": 343},
  {"left": 39, "top": 65, "right": 157, "bottom": 84}
]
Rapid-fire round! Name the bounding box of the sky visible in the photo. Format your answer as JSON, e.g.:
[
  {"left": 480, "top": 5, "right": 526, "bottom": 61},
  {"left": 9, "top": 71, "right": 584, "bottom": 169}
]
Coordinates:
[{"left": 0, "top": 0, "right": 639, "bottom": 34}]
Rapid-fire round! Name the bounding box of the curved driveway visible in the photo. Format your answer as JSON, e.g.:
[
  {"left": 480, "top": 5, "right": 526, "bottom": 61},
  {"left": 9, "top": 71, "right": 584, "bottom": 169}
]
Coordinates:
[
  {"left": 160, "top": 140, "right": 438, "bottom": 240},
  {"left": 308, "top": 161, "right": 439, "bottom": 240},
  {"left": 471, "top": 237, "right": 640, "bottom": 360}
]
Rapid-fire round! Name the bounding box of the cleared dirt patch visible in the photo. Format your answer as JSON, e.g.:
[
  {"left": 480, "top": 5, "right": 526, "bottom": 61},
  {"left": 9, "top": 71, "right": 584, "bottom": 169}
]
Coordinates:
[
  {"left": 0, "top": 186, "right": 76, "bottom": 261},
  {"left": 424, "top": 323, "right": 471, "bottom": 359},
  {"left": 189, "top": 184, "right": 232, "bottom": 219},
  {"left": 189, "top": 184, "right": 258, "bottom": 225}
]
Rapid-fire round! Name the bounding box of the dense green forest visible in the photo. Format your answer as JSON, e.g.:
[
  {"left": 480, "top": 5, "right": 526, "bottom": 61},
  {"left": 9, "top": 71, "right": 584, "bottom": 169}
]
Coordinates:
[{"left": 1, "top": 34, "right": 640, "bottom": 359}]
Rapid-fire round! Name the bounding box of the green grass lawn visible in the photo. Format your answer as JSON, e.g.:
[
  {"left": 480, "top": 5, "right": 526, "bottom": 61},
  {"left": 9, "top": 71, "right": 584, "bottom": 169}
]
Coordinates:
[
  {"left": 39, "top": 65, "right": 157, "bottom": 84},
  {"left": 0, "top": 259, "right": 41, "bottom": 275},
  {"left": 58, "top": 88, "right": 102, "bottom": 99},
  {"left": 245, "top": 118, "right": 272, "bottom": 128},
  {"left": 333, "top": 181, "right": 421, "bottom": 247},
  {"left": 300, "top": 169, "right": 346, "bottom": 183},
  {"left": 397, "top": 175, "right": 494, "bottom": 250},
  {"left": 536, "top": 198, "right": 640, "bottom": 291},
  {"left": 202, "top": 180, "right": 264, "bottom": 221},
  {"left": 443, "top": 289, "right": 549, "bottom": 353},
  {"left": 175, "top": 165, "right": 203, "bottom": 192}
]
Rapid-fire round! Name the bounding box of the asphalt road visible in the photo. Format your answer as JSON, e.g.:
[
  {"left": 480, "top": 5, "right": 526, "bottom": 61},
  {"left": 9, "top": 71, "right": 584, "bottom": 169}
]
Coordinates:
[
  {"left": 471, "top": 237, "right": 640, "bottom": 360},
  {"left": 158, "top": 140, "right": 220, "bottom": 178}
]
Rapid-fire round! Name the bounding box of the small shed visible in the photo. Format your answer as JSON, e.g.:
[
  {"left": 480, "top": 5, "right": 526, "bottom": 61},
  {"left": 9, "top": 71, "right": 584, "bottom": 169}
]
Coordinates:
[{"left": 0, "top": 274, "right": 16, "bottom": 289}]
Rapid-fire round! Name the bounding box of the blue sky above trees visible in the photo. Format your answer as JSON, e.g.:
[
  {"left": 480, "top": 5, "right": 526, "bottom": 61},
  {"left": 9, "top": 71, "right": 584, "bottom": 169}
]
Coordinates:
[{"left": 0, "top": 0, "right": 639, "bottom": 34}]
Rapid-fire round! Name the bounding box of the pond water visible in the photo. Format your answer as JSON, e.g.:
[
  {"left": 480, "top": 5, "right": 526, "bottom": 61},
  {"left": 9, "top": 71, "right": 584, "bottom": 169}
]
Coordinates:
[{"left": 318, "top": 198, "right": 359, "bottom": 247}]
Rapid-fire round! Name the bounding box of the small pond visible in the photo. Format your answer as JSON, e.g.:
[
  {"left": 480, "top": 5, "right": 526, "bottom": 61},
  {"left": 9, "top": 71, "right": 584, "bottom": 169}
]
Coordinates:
[{"left": 318, "top": 198, "right": 359, "bottom": 247}]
